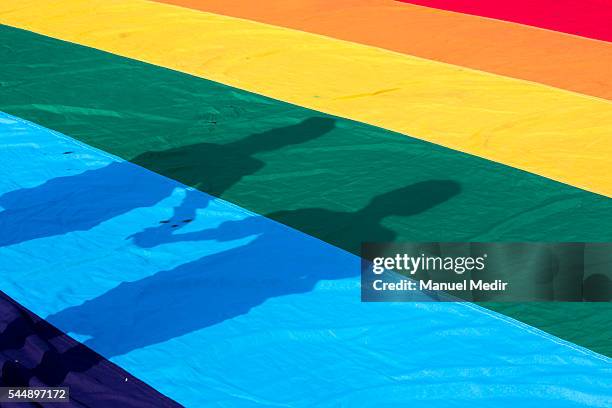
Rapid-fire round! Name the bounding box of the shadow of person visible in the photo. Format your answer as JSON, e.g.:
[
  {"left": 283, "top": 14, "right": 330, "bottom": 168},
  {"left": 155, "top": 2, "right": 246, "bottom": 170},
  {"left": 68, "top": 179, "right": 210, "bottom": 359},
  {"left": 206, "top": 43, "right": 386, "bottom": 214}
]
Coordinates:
[
  {"left": 131, "top": 117, "right": 336, "bottom": 197},
  {"left": 48, "top": 181, "right": 460, "bottom": 357},
  {"left": 0, "top": 117, "right": 334, "bottom": 247},
  {"left": 268, "top": 179, "right": 462, "bottom": 254},
  {"left": 0, "top": 161, "right": 177, "bottom": 247},
  {"left": 131, "top": 180, "right": 461, "bottom": 253}
]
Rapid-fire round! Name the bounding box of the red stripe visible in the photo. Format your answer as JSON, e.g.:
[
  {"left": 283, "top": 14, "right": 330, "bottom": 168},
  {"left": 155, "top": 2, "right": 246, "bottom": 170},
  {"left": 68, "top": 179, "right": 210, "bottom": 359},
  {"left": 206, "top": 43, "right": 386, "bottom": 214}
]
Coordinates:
[{"left": 399, "top": 0, "right": 612, "bottom": 42}]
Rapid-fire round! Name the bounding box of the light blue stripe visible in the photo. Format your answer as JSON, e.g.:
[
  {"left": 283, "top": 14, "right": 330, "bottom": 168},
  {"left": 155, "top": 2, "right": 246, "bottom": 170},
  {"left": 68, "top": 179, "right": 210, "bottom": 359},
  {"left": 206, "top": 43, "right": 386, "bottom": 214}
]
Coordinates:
[{"left": 0, "top": 112, "right": 610, "bottom": 407}]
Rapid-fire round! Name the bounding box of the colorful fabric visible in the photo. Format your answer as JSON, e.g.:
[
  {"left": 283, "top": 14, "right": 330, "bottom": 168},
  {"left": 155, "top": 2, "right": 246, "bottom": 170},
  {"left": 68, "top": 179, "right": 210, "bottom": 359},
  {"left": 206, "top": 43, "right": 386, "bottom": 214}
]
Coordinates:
[
  {"left": 0, "top": 0, "right": 611, "bottom": 406},
  {"left": 160, "top": 0, "right": 612, "bottom": 100},
  {"left": 1, "top": 0, "right": 611, "bottom": 196},
  {"left": 1, "top": 112, "right": 611, "bottom": 407},
  {"left": 399, "top": 0, "right": 612, "bottom": 42}
]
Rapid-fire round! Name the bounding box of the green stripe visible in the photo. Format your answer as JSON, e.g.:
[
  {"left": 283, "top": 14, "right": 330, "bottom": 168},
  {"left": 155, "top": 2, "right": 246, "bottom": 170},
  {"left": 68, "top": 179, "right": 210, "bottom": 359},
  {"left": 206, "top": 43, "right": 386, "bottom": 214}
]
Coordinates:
[{"left": 1, "top": 25, "right": 611, "bottom": 356}]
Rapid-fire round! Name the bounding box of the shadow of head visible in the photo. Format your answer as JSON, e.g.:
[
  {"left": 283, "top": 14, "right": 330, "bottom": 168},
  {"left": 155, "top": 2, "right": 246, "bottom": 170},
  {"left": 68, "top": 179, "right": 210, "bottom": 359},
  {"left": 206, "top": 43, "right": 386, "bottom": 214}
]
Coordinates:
[{"left": 361, "top": 180, "right": 461, "bottom": 219}]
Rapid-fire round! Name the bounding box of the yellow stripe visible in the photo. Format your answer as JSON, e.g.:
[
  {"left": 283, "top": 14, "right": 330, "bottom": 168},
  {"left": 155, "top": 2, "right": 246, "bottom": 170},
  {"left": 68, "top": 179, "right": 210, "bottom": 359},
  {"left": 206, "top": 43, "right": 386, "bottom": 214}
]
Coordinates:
[{"left": 2, "top": 0, "right": 612, "bottom": 197}]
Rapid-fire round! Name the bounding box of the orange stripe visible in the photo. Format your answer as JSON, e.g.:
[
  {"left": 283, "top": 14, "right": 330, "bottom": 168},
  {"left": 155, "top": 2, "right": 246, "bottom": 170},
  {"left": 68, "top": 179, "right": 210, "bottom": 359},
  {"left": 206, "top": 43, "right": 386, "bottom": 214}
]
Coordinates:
[{"left": 156, "top": 0, "right": 612, "bottom": 101}]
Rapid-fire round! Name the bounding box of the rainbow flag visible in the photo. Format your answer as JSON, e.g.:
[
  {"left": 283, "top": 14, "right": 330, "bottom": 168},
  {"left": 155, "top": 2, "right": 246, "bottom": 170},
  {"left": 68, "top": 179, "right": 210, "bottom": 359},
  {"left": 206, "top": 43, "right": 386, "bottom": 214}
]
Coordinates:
[{"left": 0, "top": 1, "right": 610, "bottom": 406}]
